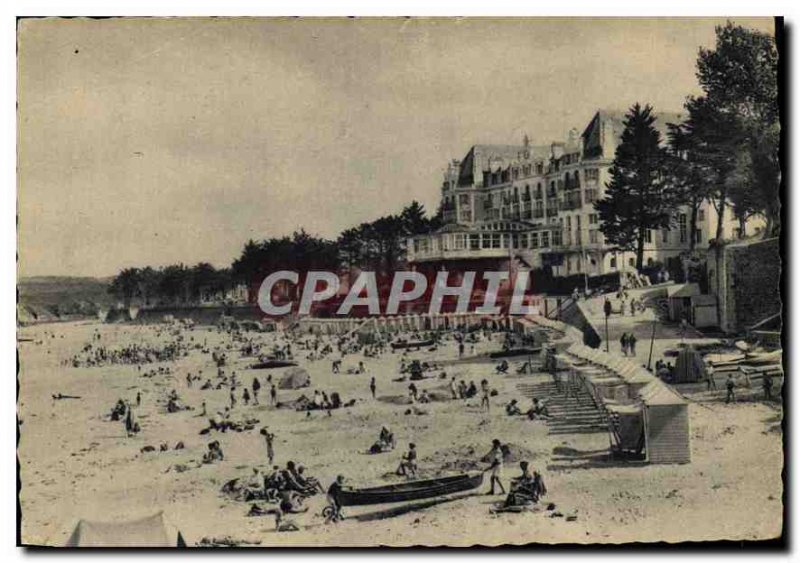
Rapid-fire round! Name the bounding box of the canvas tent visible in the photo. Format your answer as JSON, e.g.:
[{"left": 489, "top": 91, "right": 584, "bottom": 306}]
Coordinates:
[
  {"left": 672, "top": 346, "right": 706, "bottom": 383},
  {"left": 65, "top": 511, "right": 186, "bottom": 547},
  {"left": 279, "top": 367, "right": 311, "bottom": 390}
]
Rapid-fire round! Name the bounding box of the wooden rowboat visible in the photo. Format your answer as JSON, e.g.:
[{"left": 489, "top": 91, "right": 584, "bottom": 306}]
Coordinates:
[
  {"left": 489, "top": 347, "right": 540, "bottom": 359},
  {"left": 250, "top": 359, "right": 298, "bottom": 369},
  {"left": 390, "top": 339, "right": 435, "bottom": 350},
  {"left": 337, "top": 472, "right": 483, "bottom": 506}
]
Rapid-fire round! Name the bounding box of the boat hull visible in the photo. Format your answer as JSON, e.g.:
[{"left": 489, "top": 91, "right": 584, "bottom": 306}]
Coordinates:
[{"left": 337, "top": 473, "right": 483, "bottom": 506}]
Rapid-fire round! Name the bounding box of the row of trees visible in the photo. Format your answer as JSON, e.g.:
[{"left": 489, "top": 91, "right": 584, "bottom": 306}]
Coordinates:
[
  {"left": 597, "top": 22, "right": 779, "bottom": 272},
  {"left": 108, "top": 264, "right": 233, "bottom": 306},
  {"left": 110, "top": 201, "right": 441, "bottom": 304}
]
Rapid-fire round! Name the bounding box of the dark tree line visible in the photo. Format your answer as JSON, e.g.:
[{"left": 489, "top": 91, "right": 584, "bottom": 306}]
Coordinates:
[
  {"left": 110, "top": 200, "right": 441, "bottom": 304},
  {"left": 108, "top": 263, "right": 233, "bottom": 307}
]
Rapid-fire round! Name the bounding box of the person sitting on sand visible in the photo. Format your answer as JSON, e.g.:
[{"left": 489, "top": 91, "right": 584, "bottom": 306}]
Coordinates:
[
  {"left": 279, "top": 490, "right": 310, "bottom": 516},
  {"left": 466, "top": 381, "right": 478, "bottom": 399},
  {"left": 296, "top": 465, "right": 325, "bottom": 494},
  {"left": 504, "top": 461, "right": 547, "bottom": 507},
  {"left": 418, "top": 390, "right": 431, "bottom": 404},
  {"left": 370, "top": 426, "right": 395, "bottom": 454},
  {"left": 396, "top": 443, "right": 418, "bottom": 478},
  {"left": 263, "top": 465, "right": 285, "bottom": 491},
  {"left": 202, "top": 440, "right": 224, "bottom": 464},
  {"left": 526, "top": 398, "right": 550, "bottom": 420},
  {"left": 281, "top": 461, "right": 311, "bottom": 494},
  {"left": 505, "top": 399, "right": 522, "bottom": 416}
]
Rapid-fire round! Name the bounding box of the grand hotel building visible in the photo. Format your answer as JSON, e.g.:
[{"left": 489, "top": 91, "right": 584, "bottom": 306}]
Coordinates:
[{"left": 407, "top": 109, "right": 749, "bottom": 283}]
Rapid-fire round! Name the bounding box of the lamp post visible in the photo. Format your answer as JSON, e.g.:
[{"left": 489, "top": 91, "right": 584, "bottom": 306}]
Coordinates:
[
  {"left": 603, "top": 297, "right": 611, "bottom": 353},
  {"left": 647, "top": 317, "right": 657, "bottom": 371}
]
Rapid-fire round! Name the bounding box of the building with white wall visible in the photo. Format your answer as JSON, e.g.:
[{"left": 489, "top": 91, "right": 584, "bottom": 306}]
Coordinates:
[{"left": 408, "top": 109, "right": 761, "bottom": 284}]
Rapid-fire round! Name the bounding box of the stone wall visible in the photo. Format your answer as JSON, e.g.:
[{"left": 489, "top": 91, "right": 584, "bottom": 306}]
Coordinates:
[
  {"left": 728, "top": 238, "right": 781, "bottom": 333},
  {"left": 710, "top": 237, "right": 781, "bottom": 334}
]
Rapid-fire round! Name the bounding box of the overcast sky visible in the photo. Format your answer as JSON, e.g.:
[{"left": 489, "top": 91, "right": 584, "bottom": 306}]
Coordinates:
[{"left": 17, "top": 17, "right": 775, "bottom": 278}]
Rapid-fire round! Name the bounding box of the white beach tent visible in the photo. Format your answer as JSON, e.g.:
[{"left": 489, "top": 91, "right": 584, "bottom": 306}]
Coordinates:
[{"left": 65, "top": 511, "right": 186, "bottom": 547}]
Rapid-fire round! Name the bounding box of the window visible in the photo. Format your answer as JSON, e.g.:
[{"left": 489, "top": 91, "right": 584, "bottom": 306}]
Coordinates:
[
  {"left": 520, "top": 234, "right": 528, "bottom": 249},
  {"left": 629, "top": 258, "right": 635, "bottom": 267},
  {"left": 469, "top": 234, "right": 479, "bottom": 250},
  {"left": 531, "top": 232, "right": 539, "bottom": 248},
  {"left": 662, "top": 228, "right": 669, "bottom": 243},
  {"left": 679, "top": 214, "right": 687, "bottom": 243},
  {"left": 647, "top": 257, "right": 654, "bottom": 266},
  {"left": 584, "top": 168, "right": 599, "bottom": 183},
  {"left": 589, "top": 213, "right": 598, "bottom": 225},
  {"left": 698, "top": 209, "right": 705, "bottom": 221},
  {"left": 610, "top": 257, "right": 617, "bottom": 269},
  {"left": 695, "top": 229, "right": 702, "bottom": 243},
  {"left": 589, "top": 229, "right": 599, "bottom": 244},
  {"left": 541, "top": 232, "right": 550, "bottom": 248},
  {"left": 645, "top": 229, "right": 652, "bottom": 244},
  {"left": 491, "top": 233, "right": 501, "bottom": 248}
]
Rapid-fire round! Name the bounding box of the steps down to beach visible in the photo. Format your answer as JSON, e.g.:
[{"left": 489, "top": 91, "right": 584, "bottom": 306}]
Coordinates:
[{"left": 516, "top": 381, "right": 608, "bottom": 435}]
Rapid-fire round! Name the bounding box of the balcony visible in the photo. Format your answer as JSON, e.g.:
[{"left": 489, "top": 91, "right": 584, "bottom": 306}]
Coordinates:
[{"left": 409, "top": 246, "right": 515, "bottom": 263}]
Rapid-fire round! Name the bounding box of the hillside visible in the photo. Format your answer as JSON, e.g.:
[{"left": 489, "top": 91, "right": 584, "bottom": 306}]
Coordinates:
[{"left": 17, "top": 276, "right": 114, "bottom": 324}]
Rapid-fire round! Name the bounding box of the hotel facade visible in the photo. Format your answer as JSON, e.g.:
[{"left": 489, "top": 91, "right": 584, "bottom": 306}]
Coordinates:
[{"left": 407, "top": 110, "right": 753, "bottom": 284}]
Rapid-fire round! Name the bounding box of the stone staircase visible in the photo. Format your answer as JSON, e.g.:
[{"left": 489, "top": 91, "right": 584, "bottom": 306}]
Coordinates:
[{"left": 517, "top": 380, "right": 608, "bottom": 435}]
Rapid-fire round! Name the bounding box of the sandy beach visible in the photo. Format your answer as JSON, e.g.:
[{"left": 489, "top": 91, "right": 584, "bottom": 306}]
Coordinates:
[{"left": 16, "top": 317, "right": 783, "bottom": 547}]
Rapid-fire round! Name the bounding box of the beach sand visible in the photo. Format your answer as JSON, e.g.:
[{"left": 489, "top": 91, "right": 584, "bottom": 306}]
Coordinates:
[{"left": 17, "top": 320, "right": 783, "bottom": 546}]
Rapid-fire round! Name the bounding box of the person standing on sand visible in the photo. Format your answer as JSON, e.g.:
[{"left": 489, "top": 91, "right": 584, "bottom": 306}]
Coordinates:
[
  {"left": 620, "top": 333, "right": 629, "bottom": 356},
  {"left": 763, "top": 372, "right": 774, "bottom": 400},
  {"left": 706, "top": 362, "right": 717, "bottom": 391},
  {"left": 726, "top": 374, "right": 736, "bottom": 404},
  {"left": 628, "top": 333, "right": 637, "bottom": 356},
  {"left": 396, "top": 443, "right": 417, "bottom": 477},
  {"left": 200, "top": 400, "right": 207, "bottom": 417},
  {"left": 136, "top": 391, "right": 141, "bottom": 407},
  {"left": 369, "top": 377, "right": 376, "bottom": 399},
  {"left": 261, "top": 427, "right": 276, "bottom": 465},
  {"left": 450, "top": 376, "right": 458, "bottom": 399},
  {"left": 270, "top": 383, "right": 277, "bottom": 406},
  {"left": 485, "top": 439, "right": 506, "bottom": 495},
  {"left": 230, "top": 389, "right": 236, "bottom": 409},
  {"left": 480, "top": 380, "right": 491, "bottom": 412},
  {"left": 252, "top": 377, "right": 261, "bottom": 405}
]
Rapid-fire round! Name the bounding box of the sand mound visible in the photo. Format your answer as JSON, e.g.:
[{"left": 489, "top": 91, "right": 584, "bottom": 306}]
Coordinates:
[
  {"left": 423, "top": 442, "right": 537, "bottom": 474},
  {"left": 279, "top": 367, "right": 310, "bottom": 389},
  {"left": 480, "top": 442, "right": 536, "bottom": 464}
]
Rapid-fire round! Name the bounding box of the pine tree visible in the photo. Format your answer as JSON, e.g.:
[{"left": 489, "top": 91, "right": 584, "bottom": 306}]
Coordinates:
[{"left": 595, "top": 103, "right": 674, "bottom": 270}]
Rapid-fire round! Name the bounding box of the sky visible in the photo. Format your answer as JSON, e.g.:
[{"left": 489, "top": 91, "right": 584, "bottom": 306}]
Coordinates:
[{"left": 17, "top": 17, "right": 776, "bottom": 278}]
